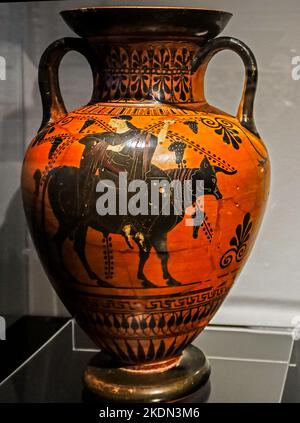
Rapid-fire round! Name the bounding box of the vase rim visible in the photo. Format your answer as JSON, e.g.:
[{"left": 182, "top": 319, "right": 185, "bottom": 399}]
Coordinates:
[
  {"left": 61, "top": 6, "right": 232, "bottom": 13},
  {"left": 60, "top": 6, "right": 232, "bottom": 41}
]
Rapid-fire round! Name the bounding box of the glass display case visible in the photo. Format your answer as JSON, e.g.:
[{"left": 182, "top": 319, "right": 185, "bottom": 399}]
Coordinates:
[{"left": 0, "top": 318, "right": 299, "bottom": 403}]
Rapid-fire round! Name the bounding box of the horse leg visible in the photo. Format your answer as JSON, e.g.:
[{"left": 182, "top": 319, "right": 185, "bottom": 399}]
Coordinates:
[
  {"left": 151, "top": 233, "right": 181, "bottom": 287},
  {"left": 73, "top": 225, "right": 112, "bottom": 288},
  {"left": 135, "top": 238, "right": 157, "bottom": 288}
]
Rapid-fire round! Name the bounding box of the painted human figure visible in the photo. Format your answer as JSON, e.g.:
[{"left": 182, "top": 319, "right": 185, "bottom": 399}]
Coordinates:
[
  {"left": 77, "top": 116, "right": 175, "bottom": 244},
  {"left": 78, "top": 115, "right": 174, "bottom": 180}
]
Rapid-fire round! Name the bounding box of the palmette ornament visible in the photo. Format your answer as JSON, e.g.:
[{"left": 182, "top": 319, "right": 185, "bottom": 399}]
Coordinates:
[{"left": 21, "top": 7, "right": 270, "bottom": 402}]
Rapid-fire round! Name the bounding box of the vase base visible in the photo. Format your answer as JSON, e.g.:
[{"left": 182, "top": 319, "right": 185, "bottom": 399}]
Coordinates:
[{"left": 83, "top": 345, "right": 210, "bottom": 403}]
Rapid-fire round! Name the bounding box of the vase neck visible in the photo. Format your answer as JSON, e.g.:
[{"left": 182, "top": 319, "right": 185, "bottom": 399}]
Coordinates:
[{"left": 93, "top": 40, "right": 204, "bottom": 103}]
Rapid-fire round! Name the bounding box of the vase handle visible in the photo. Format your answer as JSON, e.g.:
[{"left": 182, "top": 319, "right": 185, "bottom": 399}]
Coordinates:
[
  {"left": 38, "top": 37, "right": 98, "bottom": 131},
  {"left": 192, "top": 36, "right": 259, "bottom": 137}
]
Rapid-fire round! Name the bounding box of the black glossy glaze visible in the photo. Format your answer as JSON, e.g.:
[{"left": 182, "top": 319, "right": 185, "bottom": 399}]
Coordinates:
[{"left": 60, "top": 7, "right": 232, "bottom": 41}]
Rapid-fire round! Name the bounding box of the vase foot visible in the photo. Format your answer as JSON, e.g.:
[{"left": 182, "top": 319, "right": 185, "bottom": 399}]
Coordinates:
[{"left": 83, "top": 345, "right": 210, "bottom": 403}]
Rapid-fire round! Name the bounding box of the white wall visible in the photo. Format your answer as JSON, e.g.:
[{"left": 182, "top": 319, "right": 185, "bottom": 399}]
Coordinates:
[
  {"left": 0, "top": 5, "right": 28, "bottom": 323},
  {"left": 1, "top": 0, "right": 299, "bottom": 327}
]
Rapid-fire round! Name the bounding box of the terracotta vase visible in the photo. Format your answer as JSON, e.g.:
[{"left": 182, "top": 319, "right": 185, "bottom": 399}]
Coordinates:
[{"left": 21, "top": 7, "right": 270, "bottom": 402}]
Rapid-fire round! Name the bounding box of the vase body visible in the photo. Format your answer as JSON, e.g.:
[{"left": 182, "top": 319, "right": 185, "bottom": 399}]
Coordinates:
[{"left": 21, "top": 8, "right": 270, "bottom": 372}]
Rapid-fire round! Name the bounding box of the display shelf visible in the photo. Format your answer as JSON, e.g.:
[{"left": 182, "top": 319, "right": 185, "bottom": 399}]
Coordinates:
[{"left": 0, "top": 317, "right": 298, "bottom": 403}]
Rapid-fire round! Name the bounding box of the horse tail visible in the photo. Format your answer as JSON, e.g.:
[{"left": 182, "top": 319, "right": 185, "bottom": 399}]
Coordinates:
[
  {"left": 40, "top": 169, "right": 55, "bottom": 240},
  {"left": 33, "top": 169, "right": 42, "bottom": 197}
]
